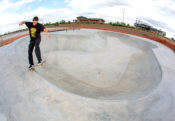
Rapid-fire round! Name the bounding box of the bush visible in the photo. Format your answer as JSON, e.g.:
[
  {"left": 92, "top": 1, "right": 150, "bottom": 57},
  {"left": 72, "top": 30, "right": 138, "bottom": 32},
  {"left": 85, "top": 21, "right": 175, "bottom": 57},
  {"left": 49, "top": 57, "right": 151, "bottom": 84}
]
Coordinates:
[
  {"left": 127, "top": 24, "right": 130, "bottom": 27},
  {"left": 44, "top": 22, "right": 52, "bottom": 26},
  {"left": 60, "top": 20, "right": 66, "bottom": 24},
  {"left": 67, "top": 21, "right": 71, "bottom": 24},
  {"left": 120, "top": 22, "right": 126, "bottom": 26},
  {"left": 162, "top": 32, "right": 166, "bottom": 37},
  {"left": 44, "top": 22, "right": 59, "bottom": 26},
  {"left": 54, "top": 22, "right": 59, "bottom": 26},
  {"left": 171, "top": 37, "right": 175, "bottom": 41},
  {"left": 108, "top": 22, "right": 113, "bottom": 25},
  {"left": 112, "top": 21, "right": 125, "bottom": 27},
  {"left": 110, "top": 21, "right": 135, "bottom": 29}
]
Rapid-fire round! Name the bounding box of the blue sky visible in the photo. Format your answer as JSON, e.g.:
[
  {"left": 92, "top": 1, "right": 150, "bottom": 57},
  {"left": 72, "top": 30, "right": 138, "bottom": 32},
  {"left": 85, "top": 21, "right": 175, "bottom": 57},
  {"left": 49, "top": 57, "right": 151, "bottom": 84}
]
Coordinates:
[
  {"left": 0, "top": 0, "right": 175, "bottom": 38},
  {"left": 16, "top": 0, "right": 68, "bottom": 14}
]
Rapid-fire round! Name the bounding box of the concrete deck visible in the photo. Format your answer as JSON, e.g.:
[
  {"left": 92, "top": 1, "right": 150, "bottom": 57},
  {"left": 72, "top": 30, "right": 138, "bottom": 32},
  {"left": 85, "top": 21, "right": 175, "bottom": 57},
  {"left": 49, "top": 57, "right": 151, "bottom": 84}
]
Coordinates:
[{"left": 0, "top": 29, "right": 175, "bottom": 121}]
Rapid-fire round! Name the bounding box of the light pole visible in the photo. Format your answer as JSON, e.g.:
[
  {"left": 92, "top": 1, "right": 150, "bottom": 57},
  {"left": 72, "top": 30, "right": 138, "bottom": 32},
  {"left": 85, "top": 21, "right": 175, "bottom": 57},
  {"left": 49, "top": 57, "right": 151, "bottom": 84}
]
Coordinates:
[{"left": 123, "top": 9, "right": 125, "bottom": 23}]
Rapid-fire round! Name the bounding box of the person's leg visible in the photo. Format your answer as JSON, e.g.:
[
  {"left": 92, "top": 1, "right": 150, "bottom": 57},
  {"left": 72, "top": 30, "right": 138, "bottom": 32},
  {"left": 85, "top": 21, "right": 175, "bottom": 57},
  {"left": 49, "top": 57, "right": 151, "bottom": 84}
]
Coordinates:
[
  {"left": 35, "top": 38, "right": 42, "bottom": 63},
  {"left": 28, "top": 40, "right": 35, "bottom": 65}
]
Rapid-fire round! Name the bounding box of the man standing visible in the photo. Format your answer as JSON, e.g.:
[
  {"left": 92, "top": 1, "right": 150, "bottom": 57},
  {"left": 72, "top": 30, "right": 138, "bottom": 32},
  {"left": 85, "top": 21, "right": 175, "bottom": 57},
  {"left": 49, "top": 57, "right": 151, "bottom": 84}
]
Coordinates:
[{"left": 19, "top": 16, "right": 50, "bottom": 69}]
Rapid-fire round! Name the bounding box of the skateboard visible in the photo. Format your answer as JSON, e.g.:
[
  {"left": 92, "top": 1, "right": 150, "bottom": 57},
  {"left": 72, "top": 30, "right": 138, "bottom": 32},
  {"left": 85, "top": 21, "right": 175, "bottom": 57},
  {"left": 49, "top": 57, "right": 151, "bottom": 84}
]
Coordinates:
[
  {"left": 28, "top": 60, "right": 46, "bottom": 72},
  {"left": 35, "top": 60, "right": 46, "bottom": 67},
  {"left": 28, "top": 66, "right": 35, "bottom": 72}
]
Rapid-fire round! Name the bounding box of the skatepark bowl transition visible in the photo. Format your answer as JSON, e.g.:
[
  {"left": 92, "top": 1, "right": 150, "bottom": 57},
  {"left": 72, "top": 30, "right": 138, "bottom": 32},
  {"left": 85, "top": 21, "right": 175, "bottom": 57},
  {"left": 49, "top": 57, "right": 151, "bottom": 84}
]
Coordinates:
[{"left": 0, "top": 29, "right": 175, "bottom": 121}]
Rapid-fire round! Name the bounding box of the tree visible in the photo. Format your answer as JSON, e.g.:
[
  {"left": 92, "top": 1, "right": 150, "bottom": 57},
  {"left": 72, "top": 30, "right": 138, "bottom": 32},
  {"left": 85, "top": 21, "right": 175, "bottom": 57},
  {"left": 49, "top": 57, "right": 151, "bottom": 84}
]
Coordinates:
[
  {"left": 108, "top": 22, "right": 113, "bottom": 25},
  {"left": 67, "top": 21, "right": 71, "bottom": 24},
  {"left": 162, "top": 32, "right": 166, "bottom": 37},
  {"left": 54, "top": 22, "right": 59, "bottom": 26},
  {"left": 171, "top": 37, "right": 175, "bottom": 41},
  {"left": 60, "top": 20, "right": 66, "bottom": 24}
]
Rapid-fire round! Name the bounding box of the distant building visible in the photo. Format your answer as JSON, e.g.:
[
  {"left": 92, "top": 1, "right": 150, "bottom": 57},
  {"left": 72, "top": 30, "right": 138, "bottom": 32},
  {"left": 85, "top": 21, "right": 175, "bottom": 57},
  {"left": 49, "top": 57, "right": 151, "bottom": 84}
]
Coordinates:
[
  {"left": 134, "top": 19, "right": 152, "bottom": 30},
  {"left": 76, "top": 16, "right": 105, "bottom": 24},
  {"left": 134, "top": 19, "right": 165, "bottom": 36}
]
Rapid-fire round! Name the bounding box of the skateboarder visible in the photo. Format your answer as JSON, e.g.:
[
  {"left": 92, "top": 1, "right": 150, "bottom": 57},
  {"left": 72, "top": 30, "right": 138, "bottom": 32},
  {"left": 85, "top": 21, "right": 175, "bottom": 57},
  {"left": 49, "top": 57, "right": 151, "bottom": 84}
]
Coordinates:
[{"left": 19, "top": 16, "right": 50, "bottom": 70}]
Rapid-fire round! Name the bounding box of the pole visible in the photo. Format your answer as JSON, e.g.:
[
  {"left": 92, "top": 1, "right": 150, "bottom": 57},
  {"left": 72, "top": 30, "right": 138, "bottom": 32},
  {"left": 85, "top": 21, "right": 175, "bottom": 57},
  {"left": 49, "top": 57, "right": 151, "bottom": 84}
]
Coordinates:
[{"left": 123, "top": 9, "right": 125, "bottom": 23}]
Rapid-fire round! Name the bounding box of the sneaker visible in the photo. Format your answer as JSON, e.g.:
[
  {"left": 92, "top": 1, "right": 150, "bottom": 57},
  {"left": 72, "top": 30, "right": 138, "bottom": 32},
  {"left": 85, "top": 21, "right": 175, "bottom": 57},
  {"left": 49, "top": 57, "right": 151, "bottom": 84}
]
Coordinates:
[
  {"left": 28, "top": 64, "right": 34, "bottom": 69},
  {"left": 38, "top": 60, "right": 43, "bottom": 66}
]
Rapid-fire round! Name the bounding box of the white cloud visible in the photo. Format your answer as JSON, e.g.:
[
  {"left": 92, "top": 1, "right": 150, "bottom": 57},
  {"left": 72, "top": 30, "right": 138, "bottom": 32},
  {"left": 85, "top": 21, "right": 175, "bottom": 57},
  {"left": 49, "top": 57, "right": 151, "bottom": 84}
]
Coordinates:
[
  {"left": 0, "top": 0, "right": 175, "bottom": 38},
  {"left": 0, "top": 0, "right": 35, "bottom": 12},
  {"left": 66, "top": 0, "right": 175, "bottom": 38},
  {"left": 0, "top": 6, "right": 77, "bottom": 34},
  {"left": 23, "top": 7, "right": 77, "bottom": 23}
]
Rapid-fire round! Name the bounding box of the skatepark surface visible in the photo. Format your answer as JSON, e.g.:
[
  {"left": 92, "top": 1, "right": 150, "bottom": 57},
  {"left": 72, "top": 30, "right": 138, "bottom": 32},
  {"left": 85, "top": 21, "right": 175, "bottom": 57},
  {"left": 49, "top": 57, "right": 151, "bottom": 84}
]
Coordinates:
[{"left": 0, "top": 29, "right": 175, "bottom": 121}]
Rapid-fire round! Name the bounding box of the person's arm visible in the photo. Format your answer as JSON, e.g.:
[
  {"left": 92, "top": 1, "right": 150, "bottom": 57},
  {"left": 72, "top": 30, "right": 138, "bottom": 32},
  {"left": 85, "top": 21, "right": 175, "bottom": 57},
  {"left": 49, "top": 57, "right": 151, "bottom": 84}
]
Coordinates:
[
  {"left": 40, "top": 24, "right": 50, "bottom": 38},
  {"left": 44, "top": 28, "right": 50, "bottom": 38},
  {"left": 19, "top": 21, "right": 26, "bottom": 26},
  {"left": 19, "top": 21, "right": 32, "bottom": 28}
]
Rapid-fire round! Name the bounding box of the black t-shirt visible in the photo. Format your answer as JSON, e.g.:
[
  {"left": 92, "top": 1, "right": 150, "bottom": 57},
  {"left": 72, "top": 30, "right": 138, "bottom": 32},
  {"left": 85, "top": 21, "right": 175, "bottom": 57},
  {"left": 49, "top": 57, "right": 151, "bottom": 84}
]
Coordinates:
[{"left": 25, "top": 22, "right": 45, "bottom": 40}]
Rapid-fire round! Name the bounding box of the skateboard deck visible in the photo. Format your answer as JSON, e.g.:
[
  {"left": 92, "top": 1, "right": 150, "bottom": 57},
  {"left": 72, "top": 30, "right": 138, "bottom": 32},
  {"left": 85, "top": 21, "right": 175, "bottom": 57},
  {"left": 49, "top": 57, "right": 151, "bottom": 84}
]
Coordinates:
[
  {"left": 34, "top": 60, "right": 46, "bottom": 67},
  {"left": 28, "top": 66, "right": 35, "bottom": 72},
  {"left": 28, "top": 60, "right": 46, "bottom": 72}
]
